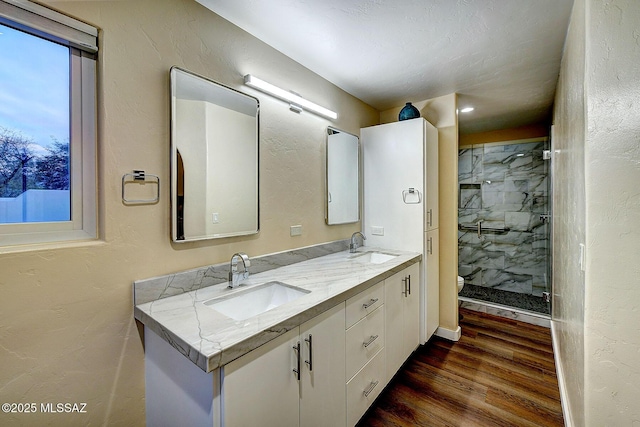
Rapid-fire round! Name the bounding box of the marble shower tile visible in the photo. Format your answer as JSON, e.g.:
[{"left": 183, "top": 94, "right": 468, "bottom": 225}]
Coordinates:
[
  {"left": 529, "top": 175, "right": 548, "bottom": 193},
  {"left": 482, "top": 268, "right": 532, "bottom": 293},
  {"left": 504, "top": 248, "right": 547, "bottom": 277},
  {"left": 458, "top": 150, "right": 473, "bottom": 182},
  {"left": 503, "top": 190, "right": 532, "bottom": 211},
  {"left": 459, "top": 265, "right": 482, "bottom": 286},
  {"left": 505, "top": 211, "right": 531, "bottom": 231},
  {"left": 459, "top": 209, "right": 505, "bottom": 226},
  {"left": 504, "top": 178, "right": 529, "bottom": 192},
  {"left": 480, "top": 190, "right": 503, "bottom": 208},
  {"left": 459, "top": 246, "right": 505, "bottom": 269}
]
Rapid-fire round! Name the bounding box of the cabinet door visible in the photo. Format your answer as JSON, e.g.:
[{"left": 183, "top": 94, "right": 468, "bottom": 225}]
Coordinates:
[
  {"left": 300, "top": 303, "right": 346, "bottom": 427},
  {"left": 425, "top": 120, "right": 439, "bottom": 231},
  {"left": 222, "top": 328, "right": 300, "bottom": 427},
  {"left": 384, "top": 269, "right": 405, "bottom": 380},
  {"left": 425, "top": 229, "right": 440, "bottom": 340},
  {"left": 403, "top": 262, "right": 421, "bottom": 355},
  {"left": 362, "top": 119, "right": 424, "bottom": 251}
]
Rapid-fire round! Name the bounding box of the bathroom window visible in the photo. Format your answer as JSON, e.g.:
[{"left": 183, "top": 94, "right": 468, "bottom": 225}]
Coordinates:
[{"left": 0, "top": 1, "right": 98, "bottom": 247}]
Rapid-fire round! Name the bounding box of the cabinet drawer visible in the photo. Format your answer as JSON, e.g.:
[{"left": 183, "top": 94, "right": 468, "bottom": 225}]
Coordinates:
[
  {"left": 345, "top": 304, "right": 384, "bottom": 381},
  {"left": 345, "top": 280, "right": 384, "bottom": 329},
  {"left": 346, "top": 347, "right": 385, "bottom": 427}
]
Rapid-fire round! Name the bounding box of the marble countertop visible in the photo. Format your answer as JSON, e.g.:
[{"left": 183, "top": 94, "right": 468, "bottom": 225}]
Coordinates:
[{"left": 134, "top": 247, "right": 421, "bottom": 372}]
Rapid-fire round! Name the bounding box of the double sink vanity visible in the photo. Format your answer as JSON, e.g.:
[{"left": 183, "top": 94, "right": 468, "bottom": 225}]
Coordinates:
[
  {"left": 140, "top": 67, "right": 429, "bottom": 426},
  {"left": 134, "top": 241, "right": 421, "bottom": 427}
]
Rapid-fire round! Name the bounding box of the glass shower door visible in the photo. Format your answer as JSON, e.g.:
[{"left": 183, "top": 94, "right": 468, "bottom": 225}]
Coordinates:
[{"left": 458, "top": 138, "right": 552, "bottom": 315}]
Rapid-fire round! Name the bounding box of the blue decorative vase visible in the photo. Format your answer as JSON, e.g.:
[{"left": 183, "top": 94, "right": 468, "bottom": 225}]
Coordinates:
[{"left": 398, "top": 102, "right": 420, "bottom": 121}]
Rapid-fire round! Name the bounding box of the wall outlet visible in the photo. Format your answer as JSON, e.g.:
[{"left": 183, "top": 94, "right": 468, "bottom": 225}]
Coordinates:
[
  {"left": 212, "top": 212, "right": 219, "bottom": 223},
  {"left": 371, "top": 226, "right": 384, "bottom": 236},
  {"left": 290, "top": 225, "right": 302, "bottom": 236}
]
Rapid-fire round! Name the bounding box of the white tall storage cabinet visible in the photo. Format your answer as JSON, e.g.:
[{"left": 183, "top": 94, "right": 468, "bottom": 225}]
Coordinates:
[{"left": 361, "top": 118, "right": 440, "bottom": 344}]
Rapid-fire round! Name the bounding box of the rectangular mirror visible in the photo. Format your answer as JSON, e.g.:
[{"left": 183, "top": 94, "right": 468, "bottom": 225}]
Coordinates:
[
  {"left": 326, "top": 127, "right": 360, "bottom": 225},
  {"left": 170, "top": 67, "right": 259, "bottom": 242}
]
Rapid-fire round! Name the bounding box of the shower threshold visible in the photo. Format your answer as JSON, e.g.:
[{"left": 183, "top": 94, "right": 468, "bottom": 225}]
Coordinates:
[{"left": 459, "top": 283, "right": 550, "bottom": 315}]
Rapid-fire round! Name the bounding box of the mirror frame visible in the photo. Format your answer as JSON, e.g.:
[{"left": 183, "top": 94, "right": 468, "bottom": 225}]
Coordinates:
[
  {"left": 325, "top": 127, "right": 361, "bottom": 225},
  {"left": 170, "top": 67, "right": 260, "bottom": 242}
]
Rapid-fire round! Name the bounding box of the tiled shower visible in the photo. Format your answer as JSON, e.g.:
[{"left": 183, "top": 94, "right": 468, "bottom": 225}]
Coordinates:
[{"left": 458, "top": 139, "right": 551, "bottom": 315}]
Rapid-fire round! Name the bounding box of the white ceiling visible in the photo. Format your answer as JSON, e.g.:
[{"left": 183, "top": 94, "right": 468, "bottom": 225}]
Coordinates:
[{"left": 197, "top": 0, "right": 574, "bottom": 134}]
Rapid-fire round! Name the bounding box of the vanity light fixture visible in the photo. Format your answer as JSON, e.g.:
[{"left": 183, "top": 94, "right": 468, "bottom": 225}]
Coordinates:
[
  {"left": 244, "top": 74, "right": 338, "bottom": 120},
  {"left": 460, "top": 107, "right": 475, "bottom": 113}
]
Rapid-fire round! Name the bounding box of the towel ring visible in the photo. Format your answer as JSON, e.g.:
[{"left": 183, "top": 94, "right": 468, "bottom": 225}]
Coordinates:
[
  {"left": 402, "top": 188, "right": 422, "bottom": 204},
  {"left": 122, "top": 170, "right": 160, "bottom": 204}
]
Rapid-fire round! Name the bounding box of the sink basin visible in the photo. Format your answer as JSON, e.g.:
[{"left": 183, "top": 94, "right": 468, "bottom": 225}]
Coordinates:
[
  {"left": 350, "top": 251, "right": 398, "bottom": 264},
  {"left": 203, "top": 281, "right": 310, "bottom": 321}
]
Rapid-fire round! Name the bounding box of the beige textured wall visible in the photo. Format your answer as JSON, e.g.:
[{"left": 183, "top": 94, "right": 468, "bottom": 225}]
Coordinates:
[
  {"left": 0, "top": 1, "right": 378, "bottom": 425},
  {"left": 380, "top": 94, "right": 459, "bottom": 333},
  {"left": 584, "top": 0, "right": 640, "bottom": 424},
  {"left": 553, "top": 0, "right": 640, "bottom": 425},
  {"left": 551, "top": 0, "right": 587, "bottom": 424}
]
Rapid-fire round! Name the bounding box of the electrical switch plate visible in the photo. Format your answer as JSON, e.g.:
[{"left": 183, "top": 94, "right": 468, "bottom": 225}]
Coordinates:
[
  {"left": 290, "top": 225, "right": 302, "bottom": 236},
  {"left": 371, "top": 226, "right": 384, "bottom": 236},
  {"left": 212, "top": 212, "right": 219, "bottom": 223}
]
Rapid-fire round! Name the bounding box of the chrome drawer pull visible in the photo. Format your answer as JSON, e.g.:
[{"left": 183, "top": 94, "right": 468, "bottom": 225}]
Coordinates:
[
  {"left": 363, "top": 380, "right": 379, "bottom": 397},
  {"left": 363, "top": 334, "right": 379, "bottom": 348},
  {"left": 362, "top": 298, "right": 378, "bottom": 309}
]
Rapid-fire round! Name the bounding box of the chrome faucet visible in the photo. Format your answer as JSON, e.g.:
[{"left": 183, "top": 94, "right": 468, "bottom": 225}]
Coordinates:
[
  {"left": 228, "top": 252, "right": 250, "bottom": 288},
  {"left": 349, "top": 232, "right": 366, "bottom": 253}
]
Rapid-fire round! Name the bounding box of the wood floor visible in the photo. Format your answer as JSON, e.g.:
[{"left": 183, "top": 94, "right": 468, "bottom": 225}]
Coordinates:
[{"left": 357, "top": 308, "right": 564, "bottom": 427}]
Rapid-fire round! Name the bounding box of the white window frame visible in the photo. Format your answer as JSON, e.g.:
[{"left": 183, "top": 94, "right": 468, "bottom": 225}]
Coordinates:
[{"left": 0, "top": 0, "right": 98, "bottom": 248}]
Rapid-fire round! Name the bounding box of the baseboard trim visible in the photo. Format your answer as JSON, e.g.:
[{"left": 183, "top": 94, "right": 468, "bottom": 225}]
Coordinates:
[
  {"left": 550, "top": 320, "right": 573, "bottom": 427},
  {"left": 435, "top": 326, "right": 461, "bottom": 341}
]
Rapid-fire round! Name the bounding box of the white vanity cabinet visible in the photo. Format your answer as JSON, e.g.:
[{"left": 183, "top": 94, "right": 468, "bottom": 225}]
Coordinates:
[
  {"left": 222, "top": 302, "right": 346, "bottom": 427},
  {"left": 142, "top": 257, "right": 424, "bottom": 427},
  {"left": 384, "top": 263, "right": 421, "bottom": 378}
]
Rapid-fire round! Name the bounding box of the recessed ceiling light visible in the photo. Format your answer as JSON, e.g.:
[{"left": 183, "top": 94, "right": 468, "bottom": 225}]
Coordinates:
[{"left": 460, "top": 107, "right": 474, "bottom": 113}]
